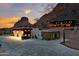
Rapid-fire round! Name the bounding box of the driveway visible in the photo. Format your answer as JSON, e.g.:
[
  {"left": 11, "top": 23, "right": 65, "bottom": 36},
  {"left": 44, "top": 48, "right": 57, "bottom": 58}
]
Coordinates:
[{"left": 0, "top": 36, "right": 79, "bottom": 56}]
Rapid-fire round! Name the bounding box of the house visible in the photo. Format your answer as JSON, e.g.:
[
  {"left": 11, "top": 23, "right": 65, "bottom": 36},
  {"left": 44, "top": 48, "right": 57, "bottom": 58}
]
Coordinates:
[
  {"left": 48, "top": 20, "right": 78, "bottom": 28},
  {"left": 13, "top": 27, "right": 32, "bottom": 40}
]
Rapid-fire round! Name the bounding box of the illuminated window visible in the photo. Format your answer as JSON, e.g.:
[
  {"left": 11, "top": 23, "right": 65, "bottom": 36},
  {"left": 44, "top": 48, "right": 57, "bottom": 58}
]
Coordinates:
[
  {"left": 61, "top": 22, "right": 63, "bottom": 24},
  {"left": 70, "top": 21, "right": 72, "bottom": 23},
  {"left": 52, "top": 33, "right": 55, "bottom": 38},
  {"left": 66, "top": 21, "right": 68, "bottom": 24},
  {"left": 56, "top": 33, "right": 60, "bottom": 38},
  {"left": 69, "top": 21, "right": 70, "bottom": 23},
  {"left": 18, "top": 30, "right": 24, "bottom": 37},
  {"left": 28, "top": 30, "right": 30, "bottom": 31},
  {"left": 28, "top": 34, "right": 31, "bottom": 36},
  {"left": 25, "top": 30, "right": 27, "bottom": 32},
  {"left": 24, "top": 34, "right": 27, "bottom": 36},
  {"left": 56, "top": 22, "right": 57, "bottom": 24},
  {"left": 68, "top": 21, "right": 72, "bottom": 24}
]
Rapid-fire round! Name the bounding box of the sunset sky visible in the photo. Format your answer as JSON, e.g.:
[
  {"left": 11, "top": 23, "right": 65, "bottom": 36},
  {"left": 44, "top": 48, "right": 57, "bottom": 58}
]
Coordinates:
[{"left": 0, "top": 3, "right": 57, "bottom": 28}]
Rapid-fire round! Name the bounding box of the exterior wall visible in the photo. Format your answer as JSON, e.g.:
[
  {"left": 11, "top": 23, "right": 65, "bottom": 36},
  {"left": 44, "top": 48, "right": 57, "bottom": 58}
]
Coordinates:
[
  {"left": 41, "top": 31, "right": 60, "bottom": 40},
  {"left": 64, "top": 28, "right": 79, "bottom": 49},
  {"left": 31, "top": 28, "right": 42, "bottom": 39},
  {"left": 13, "top": 30, "right": 23, "bottom": 38},
  {"left": 13, "top": 28, "right": 32, "bottom": 39},
  {"left": 41, "top": 28, "right": 63, "bottom": 40}
]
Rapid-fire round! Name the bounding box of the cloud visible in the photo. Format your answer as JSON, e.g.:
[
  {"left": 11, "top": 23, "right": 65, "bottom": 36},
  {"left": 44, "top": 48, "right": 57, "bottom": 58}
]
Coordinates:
[
  {"left": 28, "top": 17, "right": 37, "bottom": 24},
  {"left": 24, "top": 8, "right": 32, "bottom": 15},
  {"left": 0, "top": 3, "right": 11, "bottom": 8},
  {"left": 0, "top": 16, "right": 20, "bottom": 28}
]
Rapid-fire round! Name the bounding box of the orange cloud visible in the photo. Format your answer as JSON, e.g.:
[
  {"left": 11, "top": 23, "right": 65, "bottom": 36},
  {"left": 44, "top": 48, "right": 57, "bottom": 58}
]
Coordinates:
[{"left": 0, "top": 16, "right": 20, "bottom": 28}]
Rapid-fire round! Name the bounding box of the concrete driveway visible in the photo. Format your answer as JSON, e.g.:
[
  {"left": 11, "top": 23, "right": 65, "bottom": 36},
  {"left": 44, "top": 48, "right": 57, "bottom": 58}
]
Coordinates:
[{"left": 0, "top": 36, "right": 79, "bottom": 56}]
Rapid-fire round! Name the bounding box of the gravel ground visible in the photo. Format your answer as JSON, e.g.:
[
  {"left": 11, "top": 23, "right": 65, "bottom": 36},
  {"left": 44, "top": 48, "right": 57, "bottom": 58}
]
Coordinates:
[{"left": 0, "top": 36, "right": 79, "bottom": 56}]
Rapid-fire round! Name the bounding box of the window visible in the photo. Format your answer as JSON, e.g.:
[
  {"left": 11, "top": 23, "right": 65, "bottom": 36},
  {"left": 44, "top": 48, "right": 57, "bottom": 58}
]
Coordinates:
[
  {"left": 61, "top": 22, "right": 63, "bottom": 24},
  {"left": 28, "top": 34, "right": 31, "bottom": 36},
  {"left": 28, "top": 30, "right": 30, "bottom": 31},
  {"left": 24, "top": 34, "right": 27, "bottom": 36},
  {"left": 69, "top": 21, "right": 72, "bottom": 23},
  {"left": 25, "top": 30, "right": 27, "bottom": 32}
]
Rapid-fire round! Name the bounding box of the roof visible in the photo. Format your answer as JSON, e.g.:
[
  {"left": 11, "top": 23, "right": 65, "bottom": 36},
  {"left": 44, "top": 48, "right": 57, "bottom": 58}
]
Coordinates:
[
  {"left": 13, "top": 27, "right": 32, "bottom": 30},
  {"left": 41, "top": 29, "right": 59, "bottom": 32}
]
